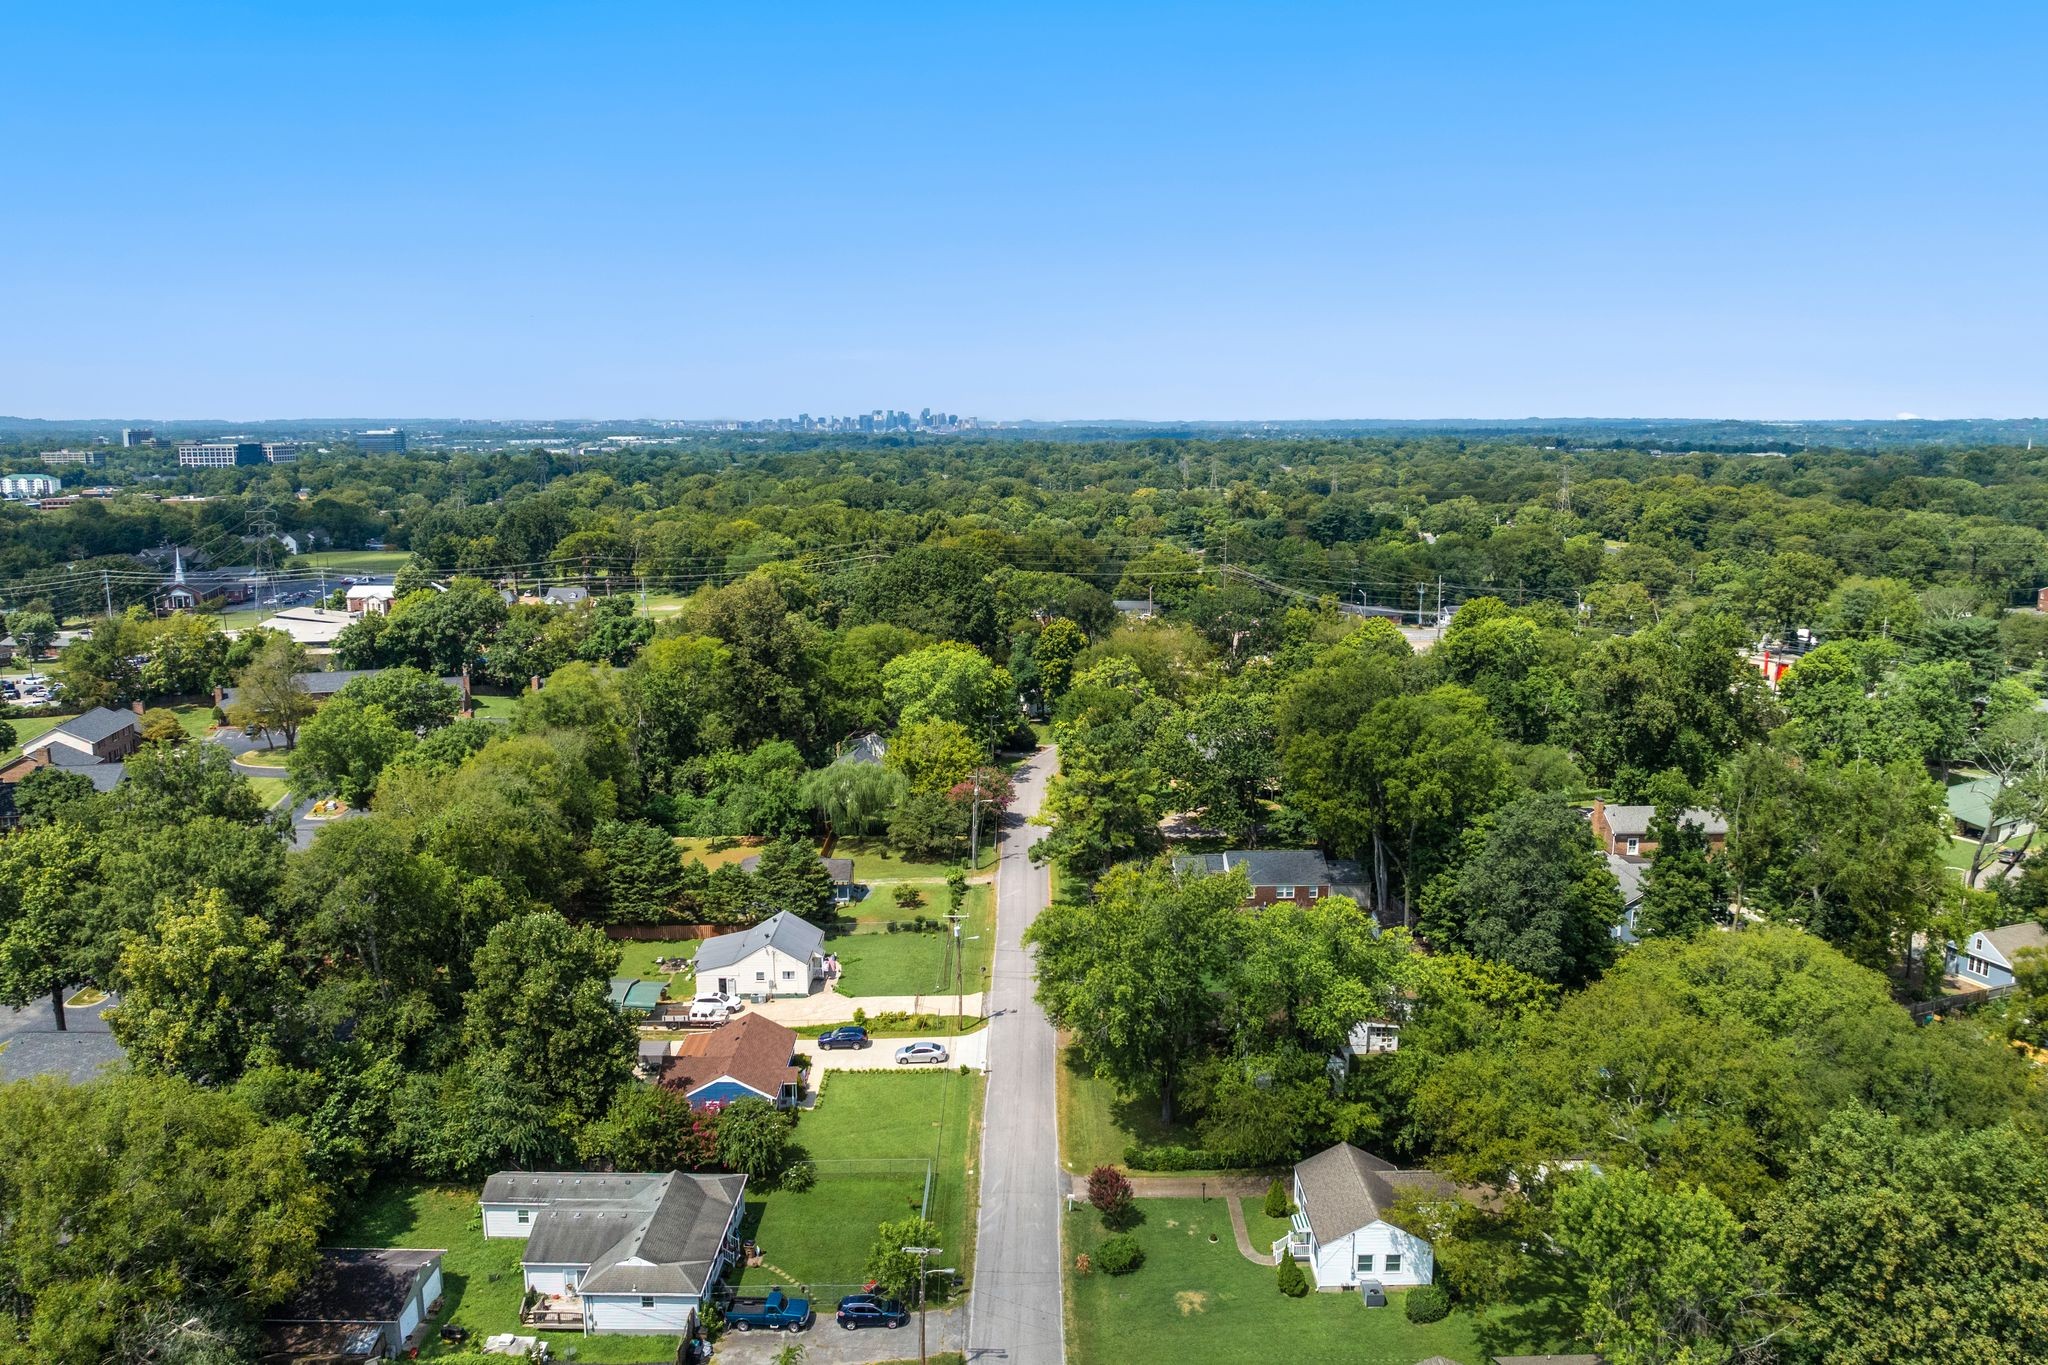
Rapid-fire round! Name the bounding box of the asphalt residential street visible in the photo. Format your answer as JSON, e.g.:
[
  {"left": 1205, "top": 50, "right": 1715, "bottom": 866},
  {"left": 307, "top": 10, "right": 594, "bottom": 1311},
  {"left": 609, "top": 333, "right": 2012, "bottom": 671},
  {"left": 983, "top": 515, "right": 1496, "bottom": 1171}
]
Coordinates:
[{"left": 967, "top": 745, "right": 1065, "bottom": 1365}]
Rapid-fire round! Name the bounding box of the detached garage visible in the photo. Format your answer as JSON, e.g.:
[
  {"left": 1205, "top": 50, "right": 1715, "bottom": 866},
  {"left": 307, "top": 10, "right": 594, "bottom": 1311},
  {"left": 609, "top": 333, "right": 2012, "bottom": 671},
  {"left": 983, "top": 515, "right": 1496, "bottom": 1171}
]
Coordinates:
[{"left": 260, "top": 1248, "right": 444, "bottom": 1362}]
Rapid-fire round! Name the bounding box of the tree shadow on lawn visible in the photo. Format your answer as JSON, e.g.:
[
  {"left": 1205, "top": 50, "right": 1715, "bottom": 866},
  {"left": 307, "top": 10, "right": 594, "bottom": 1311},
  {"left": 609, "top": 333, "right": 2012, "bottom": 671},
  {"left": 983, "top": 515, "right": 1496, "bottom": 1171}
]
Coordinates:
[{"left": 1469, "top": 1251, "right": 1588, "bottom": 1360}]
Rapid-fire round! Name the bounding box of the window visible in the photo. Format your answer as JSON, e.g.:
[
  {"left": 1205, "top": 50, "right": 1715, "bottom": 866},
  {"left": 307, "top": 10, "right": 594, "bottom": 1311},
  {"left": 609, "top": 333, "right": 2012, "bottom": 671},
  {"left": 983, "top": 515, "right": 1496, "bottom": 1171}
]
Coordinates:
[
  {"left": 1355, "top": 1252, "right": 1374, "bottom": 1273},
  {"left": 1383, "top": 1253, "right": 1402, "bottom": 1273},
  {"left": 1274, "top": 885, "right": 1295, "bottom": 899},
  {"left": 516, "top": 1209, "right": 529, "bottom": 1225},
  {"left": 641, "top": 1295, "right": 655, "bottom": 1309},
  {"left": 781, "top": 969, "right": 794, "bottom": 981},
  {"left": 1625, "top": 837, "right": 1639, "bottom": 855},
  {"left": 755, "top": 970, "right": 766, "bottom": 982}
]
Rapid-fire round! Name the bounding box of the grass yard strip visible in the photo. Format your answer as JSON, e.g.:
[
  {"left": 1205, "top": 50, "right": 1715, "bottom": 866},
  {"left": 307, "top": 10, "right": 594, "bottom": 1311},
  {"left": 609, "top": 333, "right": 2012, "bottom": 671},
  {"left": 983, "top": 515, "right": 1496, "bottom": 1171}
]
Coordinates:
[
  {"left": 465, "top": 691, "right": 521, "bottom": 721},
  {"left": 794, "top": 1016, "right": 985, "bottom": 1039},
  {"left": 834, "top": 837, "right": 992, "bottom": 883},
  {"left": 287, "top": 549, "right": 412, "bottom": 574},
  {"left": 1057, "top": 1046, "right": 1222, "bottom": 1175},
  {"left": 737, "top": 1070, "right": 984, "bottom": 1294},
  {"left": 672, "top": 835, "right": 773, "bottom": 871},
  {"left": 245, "top": 776, "right": 290, "bottom": 808},
  {"left": 611, "top": 938, "right": 699, "bottom": 981},
  {"left": 848, "top": 880, "right": 950, "bottom": 923},
  {"left": 826, "top": 925, "right": 953, "bottom": 997},
  {"left": 1067, "top": 1197, "right": 1504, "bottom": 1365},
  {"left": 2, "top": 713, "right": 79, "bottom": 758},
  {"left": 332, "top": 1183, "right": 678, "bottom": 1362}
]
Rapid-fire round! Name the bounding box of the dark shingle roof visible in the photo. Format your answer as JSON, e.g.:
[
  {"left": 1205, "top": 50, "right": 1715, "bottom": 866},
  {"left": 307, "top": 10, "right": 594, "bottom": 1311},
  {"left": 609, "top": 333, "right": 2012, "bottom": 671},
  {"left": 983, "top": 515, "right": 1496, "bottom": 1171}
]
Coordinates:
[
  {"left": 1173, "top": 849, "right": 1347, "bottom": 889},
  {"left": 695, "top": 911, "right": 825, "bottom": 974},
  {"left": 1601, "top": 805, "right": 1727, "bottom": 839},
  {"left": 1982, "top": 921, "right": 2048, "bottom": 964},
  {"left": 485, "top": 1171, "right": 747, "bottom": 1297},
  {"left": 266, "top": 1249, "right": 443, "bottom": 1326},
  {"left": 26, "top": 706, "right": 138, "bottom": 749}
]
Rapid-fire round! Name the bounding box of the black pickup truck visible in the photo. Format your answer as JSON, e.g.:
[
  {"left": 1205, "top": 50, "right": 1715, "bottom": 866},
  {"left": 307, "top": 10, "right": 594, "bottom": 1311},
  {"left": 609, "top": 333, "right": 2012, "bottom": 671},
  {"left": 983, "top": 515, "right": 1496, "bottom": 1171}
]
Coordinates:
[{"left": 723, "top": 1287, "right": 814, "bottom": 1333}]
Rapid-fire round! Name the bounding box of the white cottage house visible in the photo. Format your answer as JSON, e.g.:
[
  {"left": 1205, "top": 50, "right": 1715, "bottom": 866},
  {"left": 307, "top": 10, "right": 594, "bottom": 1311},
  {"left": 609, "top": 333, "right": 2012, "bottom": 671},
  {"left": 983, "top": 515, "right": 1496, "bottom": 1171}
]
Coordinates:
[
  {"left": 694, "top": 911, "right": 827, "bottom": 1002},
  {"left": 1274, "top": 1142, "right": 1452, "bottom": 1291},
  {"left": 480, "top": 1171, "right": 747, "bottom": 1335}
]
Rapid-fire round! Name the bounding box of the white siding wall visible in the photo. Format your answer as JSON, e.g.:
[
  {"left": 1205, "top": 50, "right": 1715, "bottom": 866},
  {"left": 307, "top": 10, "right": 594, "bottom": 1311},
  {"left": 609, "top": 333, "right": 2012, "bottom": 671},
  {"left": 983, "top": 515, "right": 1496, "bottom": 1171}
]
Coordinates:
[
  {"left": 482, "top": 1204, "right": 537, "bottom": 1239},
  {"left": 422, "top": 1263, "right": 443, "bottom": 1308},
  {"left": 523, "top": 1265, "right": 583, "bottom": 1296},
  {"left": 1307, "top": 1220, "right": 1433, "bottom": 1289},
  {"left": 399, "top": 1297, "right": 422, "bottom": 1339},
  {"left": 584, "top": 1294, "right": 698, "bottom": 1334},
  {"left": 711, "top": 946, "right": 812, "bottom": 1000}
]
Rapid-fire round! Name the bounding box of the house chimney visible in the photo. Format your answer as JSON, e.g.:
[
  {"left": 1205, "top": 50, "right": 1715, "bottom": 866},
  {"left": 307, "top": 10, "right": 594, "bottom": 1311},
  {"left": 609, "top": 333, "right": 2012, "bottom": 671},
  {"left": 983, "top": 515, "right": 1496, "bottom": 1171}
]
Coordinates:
[
  {"left": 131, "top": 700, "right": 144, "bottom": 715},
  {"left": 530, "top": 675, "right": 543, "bottom": 692}
]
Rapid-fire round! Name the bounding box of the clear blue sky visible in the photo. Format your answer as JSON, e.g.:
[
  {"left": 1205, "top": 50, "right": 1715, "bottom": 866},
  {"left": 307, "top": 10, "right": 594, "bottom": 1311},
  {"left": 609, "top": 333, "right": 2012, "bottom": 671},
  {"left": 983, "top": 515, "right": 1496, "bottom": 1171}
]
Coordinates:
[{"left": 5, "top": 2, "right": 2044, "bottom": 421}]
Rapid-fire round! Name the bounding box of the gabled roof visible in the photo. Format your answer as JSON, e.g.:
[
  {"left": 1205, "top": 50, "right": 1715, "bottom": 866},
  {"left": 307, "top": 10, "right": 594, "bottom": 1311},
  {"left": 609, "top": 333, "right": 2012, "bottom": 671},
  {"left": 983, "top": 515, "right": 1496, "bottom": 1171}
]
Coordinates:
[
  {"left": 1600, "top": 805, "right": 1728, "bottom": 839},
  {"left": 1981, "top": 921, "right": 2048, "bottom": 966},
  {"left": 1605, "top": 853, "right": 1644, "bottom": 908},
  {"left": 695, "top": 911, "right": 825, "bottom": 973},
  {"left": 543, "top": 585, "right": 589, "bottom": 605},
  {"left": 484, "top": 1170, "right": 747, "bottom": 1298},
  {"left": 737, "top": 853, "right": 855, "bottom": 883},
  {"left": 658, "top": 1014, "right": 802, "bottom": 1104},
  {"left": 219, "top": 669, "right": 464, "bottom": 705},
  {"left": 266, "top": 1248, "right": 443, "bottom": 1326},
  {"left": 1294, "top": 1142, "right": 1454, "bottom": 1243},
  {"left": 1172, "top": 849, "right": 1353, "bottom": 889},
  {"left": 22, "top": 706, "right": 139, "bottom": 752}
]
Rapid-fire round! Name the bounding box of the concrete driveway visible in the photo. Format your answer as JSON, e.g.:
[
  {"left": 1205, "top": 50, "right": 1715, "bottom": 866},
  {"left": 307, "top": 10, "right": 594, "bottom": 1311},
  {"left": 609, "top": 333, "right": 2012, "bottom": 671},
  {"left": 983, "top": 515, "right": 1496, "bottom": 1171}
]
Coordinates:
[
  {"left": 966, "top": 745, "right": 1065, "bottom": 1365},
  {"left": 796, "top": 1030, "right": 987, "bottom": 1073},
  {"left": 750, "top": 988, "right": 986, "bottom": 1027}
]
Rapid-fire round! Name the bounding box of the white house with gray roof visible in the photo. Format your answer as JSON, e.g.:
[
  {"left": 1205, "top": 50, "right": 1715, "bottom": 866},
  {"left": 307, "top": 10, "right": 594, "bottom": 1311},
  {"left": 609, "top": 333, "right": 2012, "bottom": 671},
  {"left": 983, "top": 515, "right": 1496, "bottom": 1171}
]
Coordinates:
[
  {"left": 694, "top": 911, "right": 826, "bottom": 1002},
  {"left": 1275, "top": 1142, "right": 1452, "bottom": 1291},
  {"left": 480, "top": 1171, "right": 746, "bottom": 1335}
]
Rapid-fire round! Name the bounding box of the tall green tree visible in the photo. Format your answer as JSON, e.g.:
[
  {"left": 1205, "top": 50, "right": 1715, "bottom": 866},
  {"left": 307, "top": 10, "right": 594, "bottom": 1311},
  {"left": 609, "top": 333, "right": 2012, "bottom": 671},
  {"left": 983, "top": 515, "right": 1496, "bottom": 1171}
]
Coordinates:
[
  {"left": 1635, "top": 806, "right": 1730, "bottom": 939},
  {"left": 108, "top": 889, "right": 298, "bottom": 1083},
  {"left": 1026, "top": 859, "right": 1243, "bottom": 1123},
  {"left": 463, "top": 911, "right": 635, "bottom": 1129},
  {"left": 1420, "top": 793, "right": 1619, "bottom": 987}
]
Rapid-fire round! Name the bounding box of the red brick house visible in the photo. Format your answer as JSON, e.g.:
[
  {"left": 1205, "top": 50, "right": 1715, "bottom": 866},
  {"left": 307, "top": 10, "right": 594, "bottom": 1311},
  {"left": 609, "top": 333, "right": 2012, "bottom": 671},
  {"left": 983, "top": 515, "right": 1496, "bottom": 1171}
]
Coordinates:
[
  {"left": 1590, "top": 799, "right": 1727, "bottom": 862},
  {"left": 1172, "top": 849, "right": 1367, "bottom": 907}
]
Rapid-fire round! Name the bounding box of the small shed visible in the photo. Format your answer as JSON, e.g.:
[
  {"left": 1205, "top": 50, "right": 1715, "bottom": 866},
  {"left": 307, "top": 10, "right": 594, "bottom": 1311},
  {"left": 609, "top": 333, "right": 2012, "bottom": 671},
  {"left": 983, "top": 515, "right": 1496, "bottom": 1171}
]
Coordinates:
[{"left": 608, "top": 978, "right": 667, "bottom": 1012}]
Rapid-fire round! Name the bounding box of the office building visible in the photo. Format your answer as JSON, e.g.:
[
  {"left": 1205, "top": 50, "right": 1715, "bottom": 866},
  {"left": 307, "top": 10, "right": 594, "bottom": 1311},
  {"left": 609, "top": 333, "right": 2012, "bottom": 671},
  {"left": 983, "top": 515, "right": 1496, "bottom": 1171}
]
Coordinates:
[
  {"left": 1, "top": 474, "right": 62, "bottom": 500},
  {"left": 122, "top": 428, "right": 154, "bottom": 447},
  {"left": 177, "top": 441, "right": 267, "bottom": 468},
  {"left": 356, "top": 428, "right": 407, "bottom": 453},
  {"left": 38, "top": 449, "right": 101, "bottom": 467},
  {"left": 261, "top": 441, "right": 302, "bottom": 463}
]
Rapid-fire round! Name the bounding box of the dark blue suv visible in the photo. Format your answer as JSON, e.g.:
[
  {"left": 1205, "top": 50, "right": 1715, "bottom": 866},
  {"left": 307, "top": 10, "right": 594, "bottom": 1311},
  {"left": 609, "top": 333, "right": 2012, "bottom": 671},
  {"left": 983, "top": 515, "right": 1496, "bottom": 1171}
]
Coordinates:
[
  {"left": 817, "top": 1025, "right": 870, "bottom": 1050},
  {"left": 835, "top": 1293, "right": 909, "bottom": 1329}
]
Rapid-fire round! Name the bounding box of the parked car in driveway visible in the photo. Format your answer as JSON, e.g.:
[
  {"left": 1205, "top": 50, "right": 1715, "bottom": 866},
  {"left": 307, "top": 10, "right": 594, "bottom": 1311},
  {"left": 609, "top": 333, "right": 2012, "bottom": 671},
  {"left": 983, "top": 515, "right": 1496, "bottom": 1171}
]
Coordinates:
[
  {"left": 724, "top": 1287, "right": 813, "bottom": 1333},
  {"left": 817, "top": 1026, "right": 869, "bottom": 1050},
  {"left": 692, "top": 991, "right": 742, "bottom": 1013},
  {"left": 894, "top": 1041, "right": 949, "bottom": 1065},
  {"left": 835, "top": 1293, "right": 909, "bottom": 1329}
]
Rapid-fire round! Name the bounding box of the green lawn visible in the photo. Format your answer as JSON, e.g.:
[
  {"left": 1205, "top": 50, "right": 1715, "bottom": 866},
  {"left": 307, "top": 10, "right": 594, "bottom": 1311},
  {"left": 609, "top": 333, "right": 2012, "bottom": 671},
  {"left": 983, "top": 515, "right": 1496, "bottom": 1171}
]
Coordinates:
[
  {"left": 834, "top": 837, "right": 994, "bottom": 882},
  {"left": 673, "top": 835, "right": 774, "bottom": 871},
  {"left": 611, "top": 938, "right": 698, "bottom": 983},
  {"left": 1242, "top": 1198, "right": 1296, "bottom": 1255},
  {"left": 245, "top": 776, "right": 290, "bottom": 808},
  {"left": 288, "top": 549, "right": 412, "bottom": 574},
  {"left": 1, "top": 712, "right": 79, "bottom": 757},
  {"left": 1059, "top": 1046, "right": 1217, "bottom": 1174},
  {"left": 1066, "top": 1198, "right": 1548, "bottom": 1365},
  {"left": 165, "top": 702, "right": 216, "bottom": 740},
  {"left": 466, "top": 691, "right": 521, "bottom": 721},
  {"left": 828, "top": 885, "right": 992, "bottom": 999},
  {"left": 331, "top": 1184, "right": 681, "bottom": 1362},
  {"left": 848, "top": 880, "right": 949, "bottom": 923},
  {"left": 738, "top": 1070, "right": 983, "bottom": 1295}
]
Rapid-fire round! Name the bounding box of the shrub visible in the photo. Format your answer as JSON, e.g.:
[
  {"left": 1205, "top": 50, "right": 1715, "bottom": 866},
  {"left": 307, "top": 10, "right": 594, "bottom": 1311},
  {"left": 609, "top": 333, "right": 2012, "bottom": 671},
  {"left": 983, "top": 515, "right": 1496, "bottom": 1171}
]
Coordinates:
[
  {"left": 1073, "top": 1252, "right": 1092, "bottom": 1277},
  {"left": 1404, "top": 1283, "right": 1450, "bottom": 1323},
  {"left": 1263, "top": 1178, "right": 1294, "bottom": 1220},
  {"left": 1123, "top": 1143, "right": 1253, "bottom": 1172},
  {"left": 1095, "top": 1234, "right": 1145, "bottom": 1276},
  {"left": 897, "top": 886, "right": 926, "bottom": 911},
  {"left": 781, "top": 1157, "right": 817, "bottom": 1193},
  {"left": 1086, "top": 1165, "right": 1135, "bottom": 1228},
  {"left": 1276, "top": 1254, "right": 1309, "bottom": 1297}
]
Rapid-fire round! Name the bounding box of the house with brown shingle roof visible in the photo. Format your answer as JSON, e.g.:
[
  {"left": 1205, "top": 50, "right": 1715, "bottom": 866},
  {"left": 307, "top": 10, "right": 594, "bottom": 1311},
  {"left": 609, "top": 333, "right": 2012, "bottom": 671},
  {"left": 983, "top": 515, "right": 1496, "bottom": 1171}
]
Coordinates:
[{"left": 656, "top": 1013, "right": 804, "bottom": 1109}]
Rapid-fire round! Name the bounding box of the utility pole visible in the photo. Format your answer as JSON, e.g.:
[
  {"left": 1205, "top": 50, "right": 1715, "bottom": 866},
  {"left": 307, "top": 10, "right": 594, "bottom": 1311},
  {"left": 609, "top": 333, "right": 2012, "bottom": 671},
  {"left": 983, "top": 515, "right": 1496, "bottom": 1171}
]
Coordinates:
[
  {"left": 901, "top": 1245, "right": 943, "bottom": 1365},
  {"left": 101, "top": 569, "right": 112, "bottom": 618},
  {"left": 942, "top": 911, "right": 967, "bottom": 1031}
]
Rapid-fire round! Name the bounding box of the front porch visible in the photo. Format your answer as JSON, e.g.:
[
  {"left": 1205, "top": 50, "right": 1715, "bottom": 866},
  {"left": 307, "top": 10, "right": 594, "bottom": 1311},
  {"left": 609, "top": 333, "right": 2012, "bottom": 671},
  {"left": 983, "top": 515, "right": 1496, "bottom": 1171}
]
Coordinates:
[{"left": 1271, "top": 1212, "right": 1314, "bottom": 1262}]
